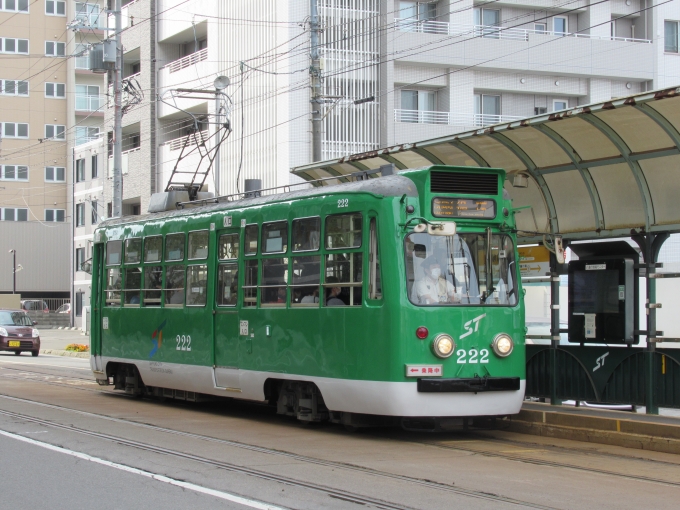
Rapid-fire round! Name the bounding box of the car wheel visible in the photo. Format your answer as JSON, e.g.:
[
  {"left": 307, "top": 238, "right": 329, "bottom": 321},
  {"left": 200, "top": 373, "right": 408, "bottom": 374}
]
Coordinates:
[
  {"left": 31, "top": 350, "right": 39, "bottom": 357},
  {"left": 14, "top": 351, "right": 21, "bottom": 356}
]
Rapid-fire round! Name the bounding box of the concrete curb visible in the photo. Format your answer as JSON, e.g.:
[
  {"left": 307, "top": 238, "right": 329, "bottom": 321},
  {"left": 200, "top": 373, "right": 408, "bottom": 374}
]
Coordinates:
[
  {"left": 40, "top": 349, "right": 90, "bottom": 359},
  {"left": 510, "top": 408, "right": 680, "bottom": 455}
]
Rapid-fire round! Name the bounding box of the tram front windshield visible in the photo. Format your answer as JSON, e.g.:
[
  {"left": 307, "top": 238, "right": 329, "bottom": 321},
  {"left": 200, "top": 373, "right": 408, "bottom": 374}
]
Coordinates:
[{"left": 405, "top": 232, "right": 517, "bottom": 306}]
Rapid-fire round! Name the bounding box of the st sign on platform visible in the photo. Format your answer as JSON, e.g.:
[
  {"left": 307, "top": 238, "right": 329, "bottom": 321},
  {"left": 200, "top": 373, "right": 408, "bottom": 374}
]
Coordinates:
[{"left": 518, "top": 246, "right": 550, "bottom": 277}]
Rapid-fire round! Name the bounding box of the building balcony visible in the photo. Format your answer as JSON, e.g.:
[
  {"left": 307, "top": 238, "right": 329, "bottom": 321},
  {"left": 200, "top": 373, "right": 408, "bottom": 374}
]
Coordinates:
[
  {"left": 158, "top": 49, "right": 213, "bottom": 118},
  {"left": 395, "top": 20, "right": 651, "bottom": 44},
  {"left": 75, "top": 95, "right": 105, "bottom": 115},
  {"left": 108, "top": 147, "right": 140, "bottom": 177},
  {"left": 394, "top": 109, "right": 522, "bottom": 127}
]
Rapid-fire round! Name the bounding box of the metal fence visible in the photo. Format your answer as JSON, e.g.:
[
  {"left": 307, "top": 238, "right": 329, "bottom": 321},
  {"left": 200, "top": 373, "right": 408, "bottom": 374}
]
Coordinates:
[{"left": 20, "top": 298, "right": 70, "bottom": 312}]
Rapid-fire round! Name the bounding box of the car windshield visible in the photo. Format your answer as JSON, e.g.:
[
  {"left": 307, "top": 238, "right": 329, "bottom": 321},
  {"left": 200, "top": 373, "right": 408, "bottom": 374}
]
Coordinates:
[
  {"left": 0, "top": 311, "right": 33, "bottom": 326},
  {"left": 405, "top": 232, "right": 517, "bottom": 306}
]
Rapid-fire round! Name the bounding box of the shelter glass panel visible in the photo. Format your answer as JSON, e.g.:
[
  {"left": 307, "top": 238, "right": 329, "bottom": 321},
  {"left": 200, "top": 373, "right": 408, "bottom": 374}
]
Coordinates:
[
  {"left": 638, "top": 155, "right": 680, "bottom": 225},
  {"left": 165, "top": 233, "right": 185, "bottom": 261},
  {"left": 648, "top": 99, "right": 680, "bottom": 139},
  {"left": 504, "top": 179, "right": 551, "bottom": 235},
  {"left": 461, "top": 137, "right": 525, "bottom": 172},
  {"left": 547, "top": 118, "right": 619, "bottom": 161},
  {"left": 124, "top": 238, "right": 141, "bottom": 264},
  {"left": 542, "top": 170, "right": 596, "bottom": 232},
  {"left": 106, "top": 240, "right": 122, "bottom": 266},
  {"left": 217, "top": 264, "right": 238, "bottom": 306},
  {"left": 292, "top": 256, "right": 320, "bottom": 306},
  {"left": 502, "top": 128, "right": 571, "bottom": 168},
  {"left": 144, "top": 236, "right": 162, "bottom": 262},
  {"left": 105, "top": 268, "right": 121, "bottom": 306},
  {"left": 165, "top": 265, "right": 185, "bottom": 306},
  {"left": 588, "top": 163, "right": 646, "bottom": 229},
  {"left": 262, "top": 221, "right": 288, "bottom": 254},
  {"left": 292, "top": 217, "right": 320, "bottom": 252},
  {"left": 124, "top": 267, "right": 141, "bottom": 306},
  {"left": 186, "top": 265, "right": 208, "bottom": 306},
  {"left": 424, "top": 144, "right": 481, "bottom": 167},
  {"left": 188, "top": 230, "right": 209, "bottom": 260},
  {"left": 245, "top": 225, "right": 258, "bottom": 255},
  {"left": 218, "top": 233, "right": 240, "bottom": 260},
  {"left": 325, "top": 252, "right": 362, "bottom": 306},
  {"left": 143, "top": 266, "right": 162, "bottom": 306},
  {"left": 243, "top": 259, "right": 258, "bottom": 307},
  {"left": 594, "top": 108, "right": 674, "bottom": 154},
  {"left": 325, "top": 213, "right": 362, "bottom": 250}
]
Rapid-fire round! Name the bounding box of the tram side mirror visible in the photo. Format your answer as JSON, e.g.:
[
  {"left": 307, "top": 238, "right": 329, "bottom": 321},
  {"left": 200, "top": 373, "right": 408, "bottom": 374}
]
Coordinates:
[
  {"left": 428, "top": 222, "right": 456, "bottom": 236},
  {"left": 554, "top": 236, "right": 565, "bottom": 264}
]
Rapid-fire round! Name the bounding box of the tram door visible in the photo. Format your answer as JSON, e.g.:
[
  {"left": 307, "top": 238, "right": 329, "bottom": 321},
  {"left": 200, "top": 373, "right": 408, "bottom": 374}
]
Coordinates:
[
  {"left": 212, "top": 227, "right": 242, "bottom": 390},
  {"left": 90, "top": 243, "right": 104, "bottom": 373}
]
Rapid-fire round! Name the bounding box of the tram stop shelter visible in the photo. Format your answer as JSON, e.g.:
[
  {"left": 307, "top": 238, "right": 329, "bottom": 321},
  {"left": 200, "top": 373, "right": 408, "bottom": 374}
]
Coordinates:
[{"left": 292, "top": 87, "right": 680, "bottom": 414}]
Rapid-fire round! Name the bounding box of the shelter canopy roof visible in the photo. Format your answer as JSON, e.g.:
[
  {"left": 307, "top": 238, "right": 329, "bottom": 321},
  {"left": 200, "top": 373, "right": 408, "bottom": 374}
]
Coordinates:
[{"left": 292, "top": 88, "right": 680, "bottom": 243}]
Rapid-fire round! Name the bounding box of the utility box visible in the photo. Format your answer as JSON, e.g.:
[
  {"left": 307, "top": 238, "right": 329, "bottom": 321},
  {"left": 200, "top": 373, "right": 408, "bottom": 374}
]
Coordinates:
[
  {"left": 568, "top": 258, "right": 635, "bottom": 344},
  {"left": 102, "top": 39, "right": 117, "bottom": 63}
]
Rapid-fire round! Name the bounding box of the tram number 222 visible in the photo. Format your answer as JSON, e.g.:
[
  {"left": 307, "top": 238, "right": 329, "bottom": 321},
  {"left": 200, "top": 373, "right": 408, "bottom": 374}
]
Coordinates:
[
  {"left": 457, "top": 348, "right": 489, "bottom": 364},
  {"left": 176, "top": 335, "right": 192, "bottom": 351}
]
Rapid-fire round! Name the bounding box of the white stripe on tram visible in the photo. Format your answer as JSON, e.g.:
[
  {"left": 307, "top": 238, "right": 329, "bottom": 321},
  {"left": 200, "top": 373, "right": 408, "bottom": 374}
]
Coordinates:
[{"left": 0, "top": 429, "right": 289, "bottom": 510}]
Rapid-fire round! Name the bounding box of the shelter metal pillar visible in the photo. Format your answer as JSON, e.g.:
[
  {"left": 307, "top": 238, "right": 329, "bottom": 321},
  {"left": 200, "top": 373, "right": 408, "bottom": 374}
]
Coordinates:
[{"left": 549, "top": 251, "right": 562, "bottom": 406}]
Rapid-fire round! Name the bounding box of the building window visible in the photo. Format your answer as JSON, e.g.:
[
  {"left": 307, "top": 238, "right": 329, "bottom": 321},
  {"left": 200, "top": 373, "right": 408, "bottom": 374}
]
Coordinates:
[
  {"left": 474, "top": 94, "right": 501, "bottom": 125},
  {"left": 75, "top": 43, "right": 90, "bottom": 69},
  {"left": 534, "top": 106, "right": 547, "bottom": 115},
  {"left": 91, "top": 200, "right": 99, "bottom": 224},
  {"left": 75, "top": 126, "right": 99, "bottom": 146},
  {"left": 45, "top": 82, "right": 65, "bottom": 98},
  {"left": 1, "top": 165, "right": 28, "bottom": 181},
  {"left": 75, "top": 2, "right": 100, "bottom": 28},
  {"left": 75, "top": 159, "right": 85, "bottom": 182},
  {"left": 399, "top": 89, "right": 438, "bottom": 123},
  {"left": 75, "top": 292, "right": 83, "bottom": 317},
  {"left": 91, "top": 155, "right": 98, "bottom": 178},
  {"left": 45, "top": 166, "right": 65, "bottom": 182},
  {"left": 1, "top": 207, "right": 28, "bottom": 221},
  {"left": 107, "top": 202, "right": 112, "bottom": 218},
  {"left": 665, "top": 20, "right": 679, "bottom": 53},
  {"left": 534, "top": 23, "right": 547, "bottom": 34},
  {"left": 553, "top": 17, "right": 567, "bottom": 35},
  {"left": 474, "top": 8, "right": 500, "bottom": 38},
  {"left": 75, "top": 85, "right": 100, "bottom": 111},
  {"left": 45, "top": 209, "right": 65, "bottom": 222},
  {"left": 1, "top": 38, "right": 28, "bottom": 54},
  {"left": 1, "top": 0, "right": 29, "bottom": 12},
  {"left": 45, "top": 0, "right": 65, "bottom": 15},
  {"left": 553, "top": 100, "right": 568, "bottom": 112},
  {"left": 1, "top": 79, "right": 28, "bottom": 96},
  {"left": 76, "top": 203, "right": 85, "bottom": 226},
  {"left": 45, "top": 41, "right": 66, "bottom": 57},
  {"left": 76, "top": 247, "right": 85, "bottom": 271},
  {"left": 45, "top": 124, "right": 65, "bottom": 140},
  {"left": 2, "top": 122, "right": 28, "bottom": 138},
  {"left": 398, "top": 2, "right": 437, "bottom": 32}
]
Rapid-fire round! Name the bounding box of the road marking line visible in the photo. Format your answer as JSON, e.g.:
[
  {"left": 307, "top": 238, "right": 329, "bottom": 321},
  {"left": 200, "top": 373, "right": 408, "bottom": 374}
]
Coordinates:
[
  {"left": 0, "top": 428, "right": 289, "bottom": 510},
  {"left": 0, "top": 360, "right": 91, "bottom": 370},
  {"left": 497, "top": 449, "right": 547, "bottom": 454}
]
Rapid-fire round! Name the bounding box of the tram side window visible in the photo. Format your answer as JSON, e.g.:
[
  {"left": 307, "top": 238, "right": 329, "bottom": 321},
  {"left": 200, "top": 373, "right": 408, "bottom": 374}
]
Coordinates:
[
  {"left": 105, "top": 268, "right": 121, "bottom": 306},
  {"left": 124, "top": 238, "right": 141, "bottom": 264},
  {"left": 245, "top": 225, "right": 258, "bottom": 255},
  {"left": 262, "top": 221, "right": 288, "bottom": 254},
  {"left": 292, "top": 217, "right": 320, "bottom": 252},
  {"left": 325, "top": 213, "right": 362, "bottom": 249},
  {"left": 217, "top": 264, "right": 238, "bottom": 306},
  {"left": 186, "top": 265, "right": 208, "bottom": 306},
  {"left": 324, "top": 252, "right": 363, "bottom": 306},
  {"left": 188, "top": 230, "right": 209, "bottom": 260},
  {"left": 368, "top": 218, "right": 382, "bottom": 300},
  {"left": 106, "top": 240, "right": 122, "bottom": 265},
  {"left": 144, "top": 266, "right": 162, "bottom": 306},
  {"left": 292, "top": 256, "right": 320, "bottom": 306},
  {"left": 243, "top": 259, "right": 258, "bottom": 307},
  {"left": 261, "top": 257, "right": 288, "bottom": 306},
  {"left": 165, "top": 233, "right": 185, "bottom": 261},
  {"left": 124, "top": 267, "right": 142, "bottom": 306},
  {"left": 144, "top": 236, "right": 162, "bottom": 262},
  {"left": 165, "top": 265, "right": 185, "bottom": 307},
  {"left": 218, "top": 233, "right": 240, "bottom": 260}
]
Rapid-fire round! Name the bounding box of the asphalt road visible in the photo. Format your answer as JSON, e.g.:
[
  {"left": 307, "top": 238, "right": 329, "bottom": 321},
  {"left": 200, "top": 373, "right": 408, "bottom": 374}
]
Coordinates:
[{"left": 0, "top": 354, "right": 679, "bottom": 509}]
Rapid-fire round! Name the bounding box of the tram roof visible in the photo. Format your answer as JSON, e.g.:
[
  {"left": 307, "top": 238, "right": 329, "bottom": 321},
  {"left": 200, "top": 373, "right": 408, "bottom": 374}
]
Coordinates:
[{"left": 292, "top": 87, "right": 680, "bottom": 243}]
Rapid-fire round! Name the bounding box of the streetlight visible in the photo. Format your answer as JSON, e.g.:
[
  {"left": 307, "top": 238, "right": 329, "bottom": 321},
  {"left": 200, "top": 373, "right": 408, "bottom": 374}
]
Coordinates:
[{"left": 8, "top": 249, "right": 15, "bottom": 294}]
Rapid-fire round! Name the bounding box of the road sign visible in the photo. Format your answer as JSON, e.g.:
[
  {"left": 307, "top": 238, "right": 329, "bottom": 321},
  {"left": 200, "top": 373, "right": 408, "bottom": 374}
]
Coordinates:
[{"left": 518, "top": 246, "right": 550, "bottom": 277}]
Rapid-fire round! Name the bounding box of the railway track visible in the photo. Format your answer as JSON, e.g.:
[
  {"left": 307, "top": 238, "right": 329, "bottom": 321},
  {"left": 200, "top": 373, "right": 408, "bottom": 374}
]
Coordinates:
[{"left": 0, "top": 404, "right": 553, "bottom": 510}]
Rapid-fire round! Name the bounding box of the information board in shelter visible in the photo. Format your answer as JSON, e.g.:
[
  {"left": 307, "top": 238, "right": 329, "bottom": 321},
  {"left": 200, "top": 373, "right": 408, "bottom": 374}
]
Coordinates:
[{"left": 432, "top": 197, "right": 496, "bottom": 219}]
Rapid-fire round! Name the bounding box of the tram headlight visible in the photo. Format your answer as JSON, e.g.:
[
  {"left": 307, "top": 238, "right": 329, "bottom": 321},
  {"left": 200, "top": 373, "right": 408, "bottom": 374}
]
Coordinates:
[
  {"left": 492, "top": 333, "right": 514, "bottom": 357},
  {"left": 432, "top": 334, "right": 455, "bottom": 359}
]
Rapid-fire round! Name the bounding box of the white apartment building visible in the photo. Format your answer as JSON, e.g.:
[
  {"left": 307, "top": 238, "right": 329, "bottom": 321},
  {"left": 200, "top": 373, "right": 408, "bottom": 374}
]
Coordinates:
[{"left": 70, "top": 0, "right": 680, "bottom": 327}]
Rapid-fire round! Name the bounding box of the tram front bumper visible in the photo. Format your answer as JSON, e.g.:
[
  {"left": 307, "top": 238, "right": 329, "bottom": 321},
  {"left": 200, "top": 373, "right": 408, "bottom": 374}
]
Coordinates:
[{"left": 417, "top": 377, "right": 520, "bottom": 393}]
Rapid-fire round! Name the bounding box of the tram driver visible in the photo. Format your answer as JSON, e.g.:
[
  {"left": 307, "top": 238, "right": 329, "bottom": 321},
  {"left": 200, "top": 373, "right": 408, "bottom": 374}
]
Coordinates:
[{"left": 414, "top": 256, "right": 460, "bottom": 305}]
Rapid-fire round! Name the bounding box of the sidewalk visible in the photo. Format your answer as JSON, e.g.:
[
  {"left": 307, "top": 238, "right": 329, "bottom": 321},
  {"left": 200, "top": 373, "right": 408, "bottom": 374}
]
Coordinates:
[{"left": 39, "top": 329, "right": 89, "bottom": 352}]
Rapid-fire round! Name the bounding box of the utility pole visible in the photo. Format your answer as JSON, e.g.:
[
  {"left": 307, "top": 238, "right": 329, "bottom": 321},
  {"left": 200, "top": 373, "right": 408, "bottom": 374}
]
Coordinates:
[
  {"left": 112, "top": 0, "right": 123, "bottom": 217},
  {"left": 214, "top": 93, "right": 221, "bottom": 196},
  {"left": 310, "top": 0, "right": 322, "bottom": 162},
  {"left": 8, "top": 249, "right": 15, "bottom": 294}
]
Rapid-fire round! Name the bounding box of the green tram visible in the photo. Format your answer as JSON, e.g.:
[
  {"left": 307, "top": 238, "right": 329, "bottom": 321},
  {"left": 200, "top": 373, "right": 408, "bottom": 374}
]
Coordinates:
[{"left": 90, "top": 165, "right": 525, "bottom": 428}]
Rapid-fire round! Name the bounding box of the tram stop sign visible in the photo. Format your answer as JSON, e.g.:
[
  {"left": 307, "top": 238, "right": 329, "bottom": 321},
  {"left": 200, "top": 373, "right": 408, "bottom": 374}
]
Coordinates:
[{"left": 518, "top": 246, "right": 551, "bottom": 278}]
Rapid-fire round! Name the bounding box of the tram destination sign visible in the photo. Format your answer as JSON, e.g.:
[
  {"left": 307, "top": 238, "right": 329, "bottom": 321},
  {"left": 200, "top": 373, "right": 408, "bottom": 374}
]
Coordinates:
[{"left": 432, "top": 197, "right": 496, "bottom": 219}]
